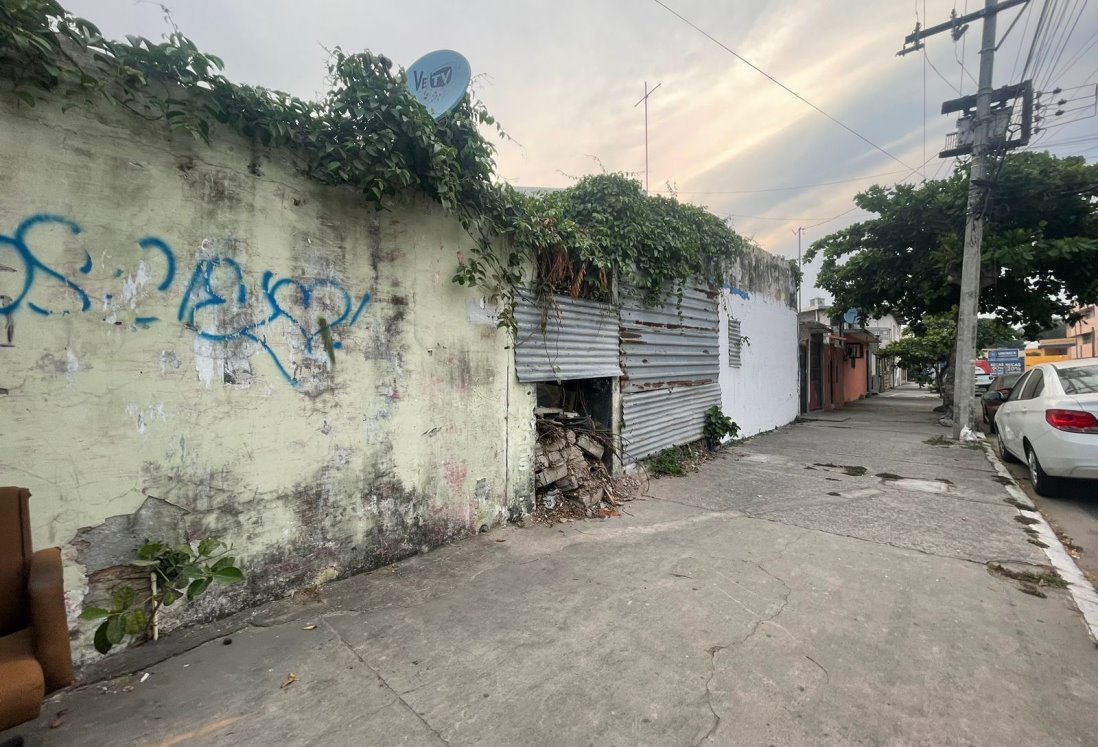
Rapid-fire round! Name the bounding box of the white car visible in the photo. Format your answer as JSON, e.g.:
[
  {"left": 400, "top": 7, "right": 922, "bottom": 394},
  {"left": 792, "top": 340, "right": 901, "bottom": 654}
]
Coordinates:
[
  {"left": 995, "top": 360, "right": 1098, "bottom": 496},
  {"left": 975, "top": 365, "right": 994, "bottom": 392}
]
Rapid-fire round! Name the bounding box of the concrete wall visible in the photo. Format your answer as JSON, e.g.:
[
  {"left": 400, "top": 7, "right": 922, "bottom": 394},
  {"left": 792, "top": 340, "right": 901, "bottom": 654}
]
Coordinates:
[
  {"left": 0, "top": 90, "right": 535, "bottom": 663},
  {"left": 719, "top": 247, "right": 798, "bottom": 438}
]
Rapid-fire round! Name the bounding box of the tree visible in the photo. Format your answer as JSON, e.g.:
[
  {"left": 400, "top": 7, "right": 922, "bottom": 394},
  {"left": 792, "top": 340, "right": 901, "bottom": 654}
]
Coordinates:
[
  {"left": 879, "top": 313, "right": 955, "bottom": 392},
  {"left": 805, "top": 152, "right": 1098, "bottom": 337},
  {"left": 976, "top": 318, "right": 1021, "bottom": 349}
]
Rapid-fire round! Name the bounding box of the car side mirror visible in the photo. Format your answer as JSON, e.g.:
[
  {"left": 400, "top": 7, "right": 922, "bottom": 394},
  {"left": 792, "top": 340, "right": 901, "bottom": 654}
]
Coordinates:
[{"left": 983, "top": 390, "right": 1004, "bottom": 402}]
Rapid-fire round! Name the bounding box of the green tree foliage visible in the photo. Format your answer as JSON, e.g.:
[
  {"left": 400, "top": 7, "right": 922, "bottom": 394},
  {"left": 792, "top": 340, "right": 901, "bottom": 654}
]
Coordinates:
[
  {"left": 879, "top": 313, "right": 955, "bottom": 371},
  {"left": 805, "top": 152, "right": 1098, "bottom": 336},
  {"left": 976, "top": 318, "right": 1021, "bottom": 349}
]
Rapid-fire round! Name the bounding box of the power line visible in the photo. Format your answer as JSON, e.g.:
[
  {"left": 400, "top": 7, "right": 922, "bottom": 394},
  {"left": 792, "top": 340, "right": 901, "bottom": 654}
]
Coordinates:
[
  {"left": 655, "top": 169, "right": 913, "bottom": 195},
  {"left": 1037, "top": 0, "right": 1086, "bottom": 89},
  {"left": 650, "top": 0, "right": 917, "bottom": 172},
  {"left": 730, "top": 211, "right": 874, "bottom": 223},
  {"left": 1021, "top": 0, "right": 1056, "bottom": 79},
  {"left": 1057, "top": 27, "right": 1098, "bottom": 80},
  {"left": 1009, "top": 0, "right": 1037, "bottom": 80}
]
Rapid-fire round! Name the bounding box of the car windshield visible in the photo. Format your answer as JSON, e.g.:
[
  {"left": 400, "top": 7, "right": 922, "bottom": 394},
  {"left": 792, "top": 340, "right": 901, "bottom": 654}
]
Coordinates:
[{"left": 1057, "top": 364, "right": 1098, "bottom": 395}]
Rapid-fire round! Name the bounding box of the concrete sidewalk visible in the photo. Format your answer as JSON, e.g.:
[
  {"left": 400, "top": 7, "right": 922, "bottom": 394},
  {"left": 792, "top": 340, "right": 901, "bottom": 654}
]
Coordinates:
[{"left": 7, "top": 386, "right": 1098, "bottom": 746}]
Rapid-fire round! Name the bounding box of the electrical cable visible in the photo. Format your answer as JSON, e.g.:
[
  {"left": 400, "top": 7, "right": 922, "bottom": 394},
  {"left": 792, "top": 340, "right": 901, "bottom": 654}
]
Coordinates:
[
  {"left": 1009, "top": 0, "right": 1036, "bottom": 80},
  {"left": 922, "top": 0, "right": 928, "bottom": 179},
  {"left": 649, "top": 0, "right": 917, "bottom": 172},
  {"left": 1037, "top": 0, "right": 1087, "bottom": 89},
  {"left": 1021, "top": 0, "right": 1056, "bottom": 79},
  {"left": 656, "top": 169, "right": 914, "bottom": 195},
  {"left": 1056, "top": 27, "right": 1098, "bottom": 80}
]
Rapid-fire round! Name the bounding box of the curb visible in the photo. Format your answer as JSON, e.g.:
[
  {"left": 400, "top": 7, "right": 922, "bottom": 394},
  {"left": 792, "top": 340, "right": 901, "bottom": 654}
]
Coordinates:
[{"left": 978, "top": 436, "right": 1098, "bottom": 644}]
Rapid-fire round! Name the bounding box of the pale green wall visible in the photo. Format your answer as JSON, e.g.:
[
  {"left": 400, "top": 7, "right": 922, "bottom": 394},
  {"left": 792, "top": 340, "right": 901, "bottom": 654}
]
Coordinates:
[{"left": 0, "top": 91, "right": 535, "bottom": 663}]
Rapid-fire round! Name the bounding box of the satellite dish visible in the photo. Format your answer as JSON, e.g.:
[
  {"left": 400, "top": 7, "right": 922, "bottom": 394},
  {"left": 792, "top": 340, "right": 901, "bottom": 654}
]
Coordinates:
[
  {"left": 843, "top": 308, "right": 860, "bottom": 325},
  {"left": 406, "top": 50, "right": 471, "bottom": 119}
]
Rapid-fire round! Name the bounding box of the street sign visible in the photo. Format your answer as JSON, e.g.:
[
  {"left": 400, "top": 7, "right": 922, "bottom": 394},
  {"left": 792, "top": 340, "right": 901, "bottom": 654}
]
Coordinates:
[
  {"left": 986, "top": 348, "right": 1023, "bottom": 376},
  {"left": 406, "top": 50, "right": 471, "bottom": 119}
]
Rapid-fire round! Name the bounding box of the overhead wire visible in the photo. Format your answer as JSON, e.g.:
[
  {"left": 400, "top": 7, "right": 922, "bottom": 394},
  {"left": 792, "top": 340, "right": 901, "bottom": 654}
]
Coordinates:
[
  {"left": 1056, "top": 27, "right": 1098, "bottom": 80},
  {"left": 656, "top": 169, "right": 914, "bottom": 195},
  {"left": 922, "top": 0, "right": 928, "bottom": 179},
  {"left": 1037, "top": 0, "right": 1087, "bottom": 89},
  {"left": 1009, "top": 0, "right": 1037, "bottom": 80},
  {"left": 649, "top": 0, "right": 917, "bottom": 172}
]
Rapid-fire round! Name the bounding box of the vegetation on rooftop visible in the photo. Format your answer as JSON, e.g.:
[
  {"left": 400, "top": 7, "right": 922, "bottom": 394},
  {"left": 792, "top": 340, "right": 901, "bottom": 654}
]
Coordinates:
[{"left": 1, "top": 0, "right": 753, "bottom": 331}]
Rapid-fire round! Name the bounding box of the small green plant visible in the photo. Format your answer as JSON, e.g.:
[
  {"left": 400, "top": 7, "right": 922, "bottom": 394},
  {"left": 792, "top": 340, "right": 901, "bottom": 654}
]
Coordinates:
[
  {"left": 703, "top": 406, "right": 740, "bottom": 449},
  {"left": 649, "top": 447, "right": 686, "bottom": 476},
  {"left": 924, "top": 435, "right": 952, "bottom": 446},
  {"left": 80, "top": 538, "right": 244, "bottom": 654}
]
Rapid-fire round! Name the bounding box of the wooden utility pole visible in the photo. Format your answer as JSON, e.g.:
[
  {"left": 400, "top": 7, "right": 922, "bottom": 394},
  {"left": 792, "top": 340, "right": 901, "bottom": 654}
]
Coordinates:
[
  {"left": 898, "top": 0, "right": 1031, "bottom": 438},
  {"left": 634, "top": 82, "right": 662, "bottom": 194}
]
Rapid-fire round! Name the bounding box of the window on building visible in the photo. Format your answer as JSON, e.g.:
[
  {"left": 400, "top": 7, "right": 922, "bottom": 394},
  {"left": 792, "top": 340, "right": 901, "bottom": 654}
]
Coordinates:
[{"left": 728, "top": 318, "right": 742, "bottom": 368}]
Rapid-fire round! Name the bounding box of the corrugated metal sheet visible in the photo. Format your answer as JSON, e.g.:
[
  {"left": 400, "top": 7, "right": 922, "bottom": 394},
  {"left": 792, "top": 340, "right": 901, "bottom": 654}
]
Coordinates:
[
  {"left": 619, "top": 285, "right": 721, "bottom": 460},
  {"left": 621, "top": 384, "right": 721, "bottom": 460},
  {"left": 728, "top": 318, "right": 742, "bottom": 368},
  {"left": 514, "top": 294, "right": 622, "bottom": 382},
  {"left": 620, "top": 286, "right": 719, "bottom": 391}
]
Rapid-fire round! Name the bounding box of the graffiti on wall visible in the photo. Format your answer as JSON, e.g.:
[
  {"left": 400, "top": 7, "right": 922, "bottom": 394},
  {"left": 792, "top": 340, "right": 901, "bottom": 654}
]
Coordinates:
[{"left": 0, "top": 214, "right": 372, "bottom": 388}]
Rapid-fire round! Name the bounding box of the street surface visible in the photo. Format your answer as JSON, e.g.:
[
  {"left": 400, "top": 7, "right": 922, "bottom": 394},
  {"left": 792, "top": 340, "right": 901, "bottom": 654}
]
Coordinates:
[
  {"left": 6, "top": 385, "right": 1097, "bottom": 746},
  {"left": 1001, "top": 454, "right": 1098, "bottom": 587}
]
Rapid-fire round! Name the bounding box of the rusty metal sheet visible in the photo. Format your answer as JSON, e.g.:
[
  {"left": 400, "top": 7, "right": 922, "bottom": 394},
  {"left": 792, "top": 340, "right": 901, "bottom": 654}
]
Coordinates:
[
  {"left": 620, "top": 285, "right": 719, "bottom": 392},
  {"left": 514, "top": 294, "right": 622, "bottom": 382}
]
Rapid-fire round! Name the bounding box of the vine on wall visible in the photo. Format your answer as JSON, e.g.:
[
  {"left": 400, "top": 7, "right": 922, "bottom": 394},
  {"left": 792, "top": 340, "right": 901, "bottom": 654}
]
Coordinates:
[{"left": 1, "top": 0, "right": 752, "bottom": 331}]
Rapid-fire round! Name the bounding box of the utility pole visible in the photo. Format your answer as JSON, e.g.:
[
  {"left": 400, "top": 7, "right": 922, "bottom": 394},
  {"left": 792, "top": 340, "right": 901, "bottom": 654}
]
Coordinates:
[
  {"left": 634, "top": 81, "right": 661, "bottom": 194},
  {"left": 898, "top": 0, "right": 1031, "bottom": 439},
  {"left": 793, "top": 227, "right": 804, "bottom": 312}
]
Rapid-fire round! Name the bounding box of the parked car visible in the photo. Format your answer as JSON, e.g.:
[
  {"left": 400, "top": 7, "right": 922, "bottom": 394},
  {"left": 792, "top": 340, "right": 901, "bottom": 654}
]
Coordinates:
[
  {"left": 974, "top": 362, "right": 994, "bottom": 392},
  {"left": 980, "top": 372, "right": 1024, "bottom": 432},
  {"left": 995, "top": 360, "right": 1098, "bottom": 496}
]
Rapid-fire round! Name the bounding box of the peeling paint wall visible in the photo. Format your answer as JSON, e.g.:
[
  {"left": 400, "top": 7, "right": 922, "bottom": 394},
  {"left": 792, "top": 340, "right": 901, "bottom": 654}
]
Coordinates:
[
  {"left": 0, "top": 90, "right": 536, "bottom": 663},
  {"left": 719, "top": 246, "right": 799, "bottom": 437}
]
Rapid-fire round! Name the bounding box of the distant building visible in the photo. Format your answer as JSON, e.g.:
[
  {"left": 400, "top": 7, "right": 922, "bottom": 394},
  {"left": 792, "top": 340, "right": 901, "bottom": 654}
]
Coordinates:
[
  {"left": 797, "top": 298, "right": 884, "bottom": 412},
  {"left": 1067, "top": 305, "right": 1097, "bottom": 360}
]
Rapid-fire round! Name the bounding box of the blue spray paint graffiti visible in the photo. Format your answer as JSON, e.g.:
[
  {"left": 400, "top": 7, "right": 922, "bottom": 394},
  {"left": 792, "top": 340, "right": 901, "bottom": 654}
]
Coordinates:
[
  {"left": 0, "top": 214, "right": 373, "bottom": 388},
  {"left": 722, "top": 284, "right": 751, "bottom": 301}
]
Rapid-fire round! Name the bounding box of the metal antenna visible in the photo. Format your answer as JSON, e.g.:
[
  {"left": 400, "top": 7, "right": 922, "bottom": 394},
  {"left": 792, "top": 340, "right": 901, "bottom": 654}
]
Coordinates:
[{"left": 634, "top": 81, "right": 662, "bottom": 194}]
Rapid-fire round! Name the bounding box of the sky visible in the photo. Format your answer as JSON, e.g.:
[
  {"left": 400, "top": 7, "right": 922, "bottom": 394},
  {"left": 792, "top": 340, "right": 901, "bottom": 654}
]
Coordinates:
[{"left": 64, "top": 0, "right": 1098, "bottom": 305}]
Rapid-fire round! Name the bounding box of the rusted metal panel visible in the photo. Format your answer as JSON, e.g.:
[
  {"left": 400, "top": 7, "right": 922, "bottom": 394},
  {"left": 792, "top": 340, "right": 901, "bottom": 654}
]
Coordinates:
[
  {"left": 621, "top": 384, "right": 721, "bottom": 460},
  {"left": 514, "top": 295, "right": 622, "bottom": 382},
  {"left": 619, "top": 285, "right": 721, "bottom": 459},
  {"left": 620, "top": 285, "right": 719, "bottom": 392}
]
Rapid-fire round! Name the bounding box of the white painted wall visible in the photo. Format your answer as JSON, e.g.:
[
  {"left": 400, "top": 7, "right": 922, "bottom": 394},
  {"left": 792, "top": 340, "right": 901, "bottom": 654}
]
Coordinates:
[{"left": 718, "top": 288, "right": 799, "bottom": 438}]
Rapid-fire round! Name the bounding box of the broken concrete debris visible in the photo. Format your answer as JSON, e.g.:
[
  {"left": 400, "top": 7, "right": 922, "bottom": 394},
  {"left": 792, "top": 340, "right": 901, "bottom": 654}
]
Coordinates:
[{"left": 533, "top": 417, "right": 629, "bottom": 522}]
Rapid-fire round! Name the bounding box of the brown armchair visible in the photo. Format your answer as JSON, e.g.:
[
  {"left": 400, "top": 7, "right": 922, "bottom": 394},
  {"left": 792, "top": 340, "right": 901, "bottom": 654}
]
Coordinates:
[{"left": 0, "top": 487, "right": 74, "bottom": 731}]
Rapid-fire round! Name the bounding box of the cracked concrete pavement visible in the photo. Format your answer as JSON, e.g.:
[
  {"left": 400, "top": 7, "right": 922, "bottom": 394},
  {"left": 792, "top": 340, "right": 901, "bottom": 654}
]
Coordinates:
[{"left": 7, "top": 385, "right": 1098, "bottom": 746}]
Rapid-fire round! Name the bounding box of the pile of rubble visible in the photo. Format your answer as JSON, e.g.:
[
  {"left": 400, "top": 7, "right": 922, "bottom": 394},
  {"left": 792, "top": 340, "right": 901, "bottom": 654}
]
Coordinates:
[{"left": 533, "top": 418, "right": 629, "bottom": 521}]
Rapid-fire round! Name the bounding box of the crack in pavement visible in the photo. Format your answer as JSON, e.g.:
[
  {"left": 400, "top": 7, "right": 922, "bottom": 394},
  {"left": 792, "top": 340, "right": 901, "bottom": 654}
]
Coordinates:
[
  {"left": 696, "top": 546, "right": 798, "bottom": 745},
  {"left": 323, "top": 618, "right": 450, "bottom": 746}
]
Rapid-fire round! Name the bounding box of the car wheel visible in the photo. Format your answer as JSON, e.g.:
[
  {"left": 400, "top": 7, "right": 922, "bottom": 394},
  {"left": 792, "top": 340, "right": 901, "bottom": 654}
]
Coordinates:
[
  {"left": 998, "top": 431, "right": 1018, "bottom": 463},
  {"left": 1026, "top": 445, "right": 1058, "bottom": 497}
]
